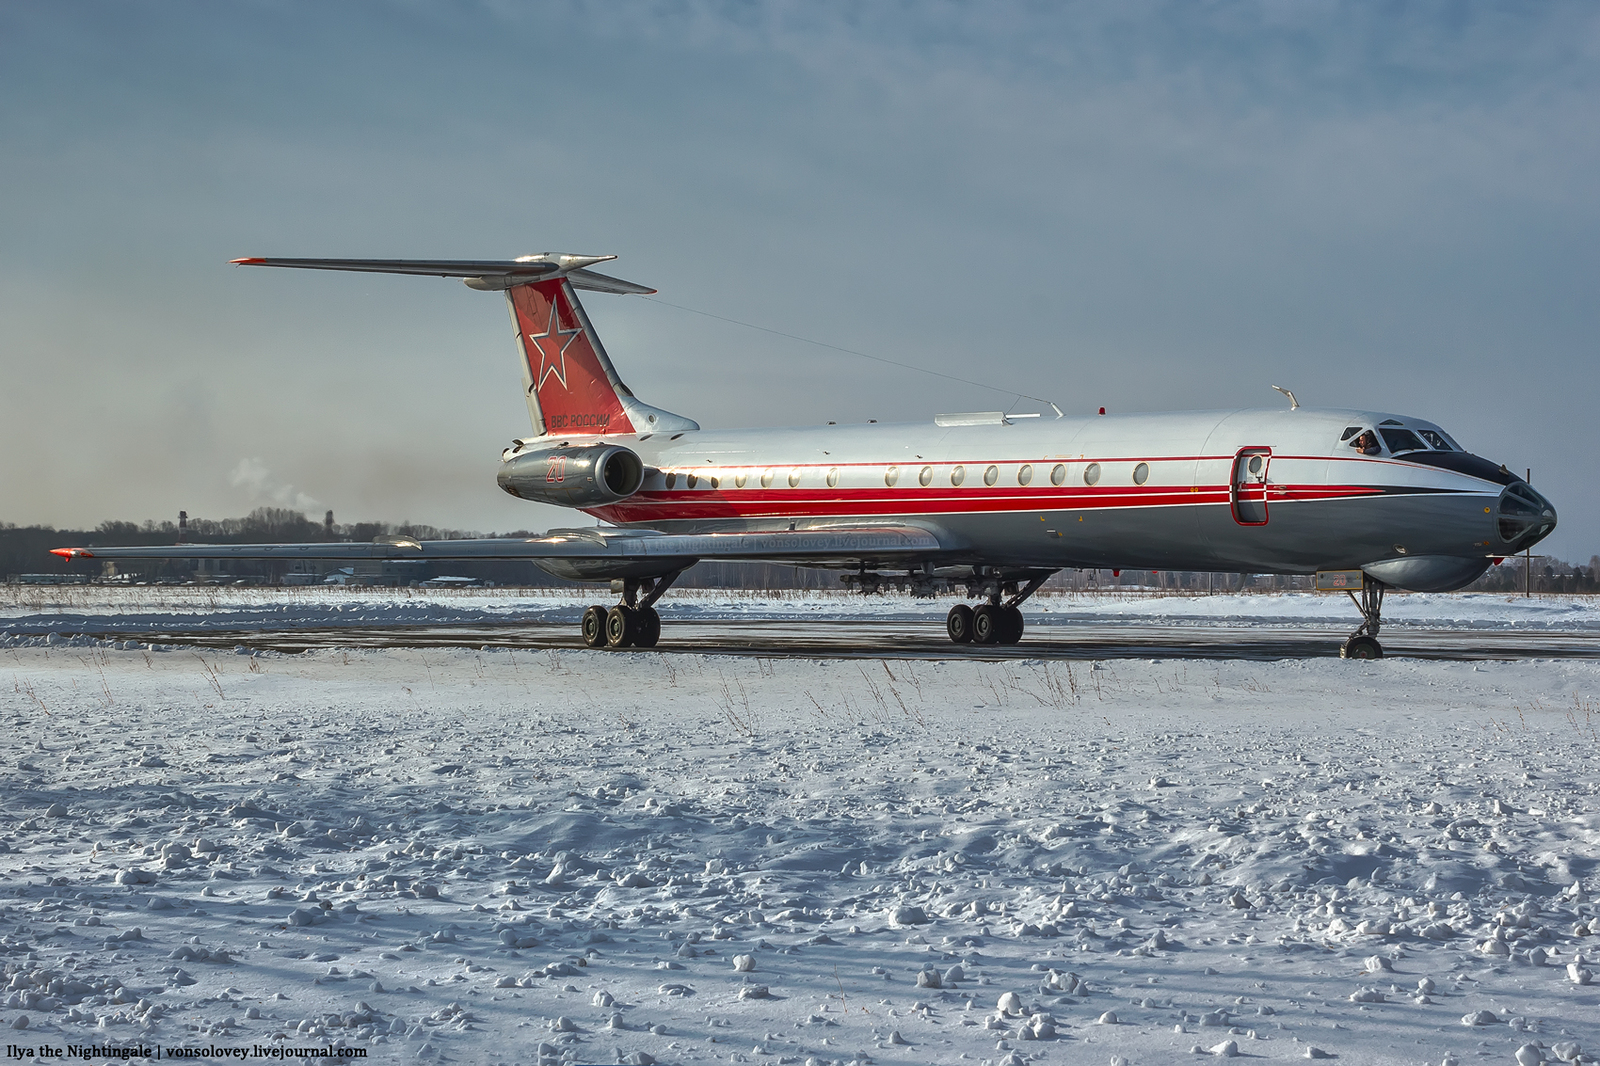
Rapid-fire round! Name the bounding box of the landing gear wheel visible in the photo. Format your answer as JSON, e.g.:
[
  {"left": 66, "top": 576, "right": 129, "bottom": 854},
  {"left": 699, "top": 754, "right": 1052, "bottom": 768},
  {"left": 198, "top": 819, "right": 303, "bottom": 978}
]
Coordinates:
[
  {"left": 605, "top": 605, "right": 637, "bottom": 649},
  {"left": 1341, "top": 635, "right": 1383, "bottom": 660},
  {"left": 947, "top": 604, "right": 975, "bottom": 644},
  {"left": 1341, "top": 580, "right": 1387, "bottom": 660},
  {"left": 581, "top": 605, "right": 609, "bottom": 648},
  {"left": 999, "top": 605, "right": 1024, "bottom": 645},
  {"left": 972, "top": 604, "right": 1004, "bottom": 645},
  {"left": 634, "top": 606, "right": 661, "bottom": 648}
]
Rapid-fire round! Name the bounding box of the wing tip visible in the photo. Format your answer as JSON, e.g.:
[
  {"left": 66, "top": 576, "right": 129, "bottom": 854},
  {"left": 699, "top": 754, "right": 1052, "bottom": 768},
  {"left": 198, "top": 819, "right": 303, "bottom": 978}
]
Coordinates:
[
  {"left": 230, "top": 257, "right": 266, "bottom": 265},
  {"left": 50, "top": 547, "right": 91, "bottom": 558}
]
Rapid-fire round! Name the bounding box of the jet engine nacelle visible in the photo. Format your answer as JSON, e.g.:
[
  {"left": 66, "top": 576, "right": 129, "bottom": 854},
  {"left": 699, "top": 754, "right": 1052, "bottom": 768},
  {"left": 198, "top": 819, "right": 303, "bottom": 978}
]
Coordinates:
[{"left": 497, "top": 444, "right": 645, "bottom": 508}]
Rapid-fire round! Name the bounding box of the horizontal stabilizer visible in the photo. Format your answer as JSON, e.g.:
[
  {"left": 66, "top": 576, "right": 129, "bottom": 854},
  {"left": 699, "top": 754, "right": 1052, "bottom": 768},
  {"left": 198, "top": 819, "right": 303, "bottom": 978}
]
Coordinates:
[{"left": 229, "top": 256, "right": 656, "bottom": 295}]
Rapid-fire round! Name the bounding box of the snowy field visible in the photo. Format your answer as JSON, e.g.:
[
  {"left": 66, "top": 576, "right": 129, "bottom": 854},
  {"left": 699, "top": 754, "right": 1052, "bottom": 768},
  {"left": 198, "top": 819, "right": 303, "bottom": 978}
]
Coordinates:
[
  {"left": 2, "top": 591, "right": 1600, "bottom": 1066},
  {"left": 3, "top": 585, "right": 1600, "bottom": 639}
]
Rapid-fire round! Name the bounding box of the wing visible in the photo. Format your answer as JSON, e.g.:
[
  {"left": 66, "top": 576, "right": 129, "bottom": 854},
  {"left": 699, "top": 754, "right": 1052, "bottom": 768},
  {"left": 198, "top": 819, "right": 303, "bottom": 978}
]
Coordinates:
[{"left": 51, "top": 525, "right": 948, "bottom": 581}]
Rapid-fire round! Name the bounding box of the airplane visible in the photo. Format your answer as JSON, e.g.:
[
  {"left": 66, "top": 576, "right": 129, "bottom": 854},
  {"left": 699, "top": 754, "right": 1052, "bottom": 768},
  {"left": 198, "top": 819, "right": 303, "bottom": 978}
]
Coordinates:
[{"left": 52, "top": 254, "right": 1558, "bottom": 659}]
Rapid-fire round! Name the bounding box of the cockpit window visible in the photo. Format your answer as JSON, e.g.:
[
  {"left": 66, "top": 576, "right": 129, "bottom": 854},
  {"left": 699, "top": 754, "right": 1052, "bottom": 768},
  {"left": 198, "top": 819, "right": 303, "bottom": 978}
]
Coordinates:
[
  {"left": 1340, "top": 426, "right": 1363, "bottom": 441},
  {"left": 1417, "top": 429, "right": 1452, "bottom": 451},
  {"left": 1379, "top": 427, "right": 1427, "bottom": 454},
  {"left": 1348, "top": 429, "right": 1381, "bottom": 455}
]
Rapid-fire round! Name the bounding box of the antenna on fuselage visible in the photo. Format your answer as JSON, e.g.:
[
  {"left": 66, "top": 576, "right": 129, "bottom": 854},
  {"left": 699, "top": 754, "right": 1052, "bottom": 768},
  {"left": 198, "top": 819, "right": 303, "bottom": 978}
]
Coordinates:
[{"left": 1272, "top": 385, "right": 1300, "bottom": 410}]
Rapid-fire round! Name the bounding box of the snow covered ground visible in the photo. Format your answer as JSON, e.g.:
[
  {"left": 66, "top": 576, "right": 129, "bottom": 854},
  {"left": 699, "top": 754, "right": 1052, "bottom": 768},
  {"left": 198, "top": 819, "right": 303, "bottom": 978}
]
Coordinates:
[
  {"left": 3, "top": 585, "right": 1599, "bottom": 638},
  {"left": 2, "top": 592, "right": 1600, "bottom": 1065}
]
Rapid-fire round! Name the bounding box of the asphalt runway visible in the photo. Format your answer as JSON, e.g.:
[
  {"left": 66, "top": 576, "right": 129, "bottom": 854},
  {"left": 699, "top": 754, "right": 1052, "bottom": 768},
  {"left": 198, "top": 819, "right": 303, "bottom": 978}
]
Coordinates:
[{"left": 48, "top": 620, "right": 1600, "bottom": 660}]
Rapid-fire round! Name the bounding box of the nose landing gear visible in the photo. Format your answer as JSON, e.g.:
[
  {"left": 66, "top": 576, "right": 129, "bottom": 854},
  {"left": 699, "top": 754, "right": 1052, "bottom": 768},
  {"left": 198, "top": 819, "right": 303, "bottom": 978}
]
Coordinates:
[
  {"left": 581, "top": 569, "right": 683, "bottom": 650},
  {"left": 1340, "top": 579, "right": 1386, "bottom": 659}
]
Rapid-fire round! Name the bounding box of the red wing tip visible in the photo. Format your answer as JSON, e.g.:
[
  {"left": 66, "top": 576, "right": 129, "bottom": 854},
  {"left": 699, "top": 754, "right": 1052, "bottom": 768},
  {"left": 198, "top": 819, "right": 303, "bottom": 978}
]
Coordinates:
[
  {"left": 50, "top": 547, "right": 91, "bottom": 558},
  {"left": 229, "top": 257, "right": 266, "bottom": 265}
]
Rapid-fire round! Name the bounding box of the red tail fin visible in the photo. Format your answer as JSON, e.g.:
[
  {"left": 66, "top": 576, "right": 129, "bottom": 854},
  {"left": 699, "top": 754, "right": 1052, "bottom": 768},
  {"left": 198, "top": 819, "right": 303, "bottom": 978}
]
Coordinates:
[{"left": 508, "top": 279, "right": 634, "bottom": 435}]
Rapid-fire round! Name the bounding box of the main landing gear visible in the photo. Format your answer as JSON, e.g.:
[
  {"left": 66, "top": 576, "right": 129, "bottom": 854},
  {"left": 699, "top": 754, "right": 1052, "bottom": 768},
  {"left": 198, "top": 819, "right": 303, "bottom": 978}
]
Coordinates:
[
  {"left": 581, "top": 570, "right": 684, "bottom": 650},
  {"left": 947, "top": 572, "right": 1053, "bottom": 646},
  {"left": 1341, "top": 579, "right": 1386, "bottom": 660}
]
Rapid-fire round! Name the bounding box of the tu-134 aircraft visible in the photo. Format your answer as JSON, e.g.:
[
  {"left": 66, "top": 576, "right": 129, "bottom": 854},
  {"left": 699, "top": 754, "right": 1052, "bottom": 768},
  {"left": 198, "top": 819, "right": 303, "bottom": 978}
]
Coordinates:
[{"left": 53, "top": 254, "right": 1558, "bottom": 658}]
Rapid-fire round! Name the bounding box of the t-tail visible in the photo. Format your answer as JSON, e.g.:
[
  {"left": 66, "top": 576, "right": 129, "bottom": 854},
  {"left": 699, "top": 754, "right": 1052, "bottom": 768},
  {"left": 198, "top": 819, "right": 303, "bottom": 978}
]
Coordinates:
[{"left": 229, "top": 253, "right": 698, "bottom": 437}]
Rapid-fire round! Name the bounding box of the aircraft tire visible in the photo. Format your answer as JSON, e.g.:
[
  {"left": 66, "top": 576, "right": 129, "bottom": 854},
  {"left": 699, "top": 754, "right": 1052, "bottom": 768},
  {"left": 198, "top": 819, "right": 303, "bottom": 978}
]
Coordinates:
[
  {"left": 634, "top": 606, "right": 661, "bottom": 648},
  {"left": 1341, "top": 635, "right": 1383, "bottom": 660},
  {"left": 972, "top": 604, "right": 1003, "bottom": 645},
  {"left": 605, "top": 605, "right": 638, "bottom": 649},
  {"left": 946, "top": 604, "right": 975, "bottom": 644},
  {"left": 581, "top": 605, "right": 609, "bottom": 648},
  {"left": 999, "top": 606, "right": 1024, "bottom": 644}
]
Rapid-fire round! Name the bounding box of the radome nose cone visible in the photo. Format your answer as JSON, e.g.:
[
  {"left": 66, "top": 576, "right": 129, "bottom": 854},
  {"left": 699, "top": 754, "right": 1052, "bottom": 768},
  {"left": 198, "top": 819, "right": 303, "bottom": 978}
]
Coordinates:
[{"left": 1496, "top": 479, "right": 1557, "bottom": 551}]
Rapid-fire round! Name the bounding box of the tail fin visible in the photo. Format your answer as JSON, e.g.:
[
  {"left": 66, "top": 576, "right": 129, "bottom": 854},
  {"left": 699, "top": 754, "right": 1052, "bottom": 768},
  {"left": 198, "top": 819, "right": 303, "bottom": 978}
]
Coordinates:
[
  {"left": 505, "top": 278, "right": 694, "bottom": 437},
  {"left": 229, "top": 254, "right": 698, "bottom": 437}
]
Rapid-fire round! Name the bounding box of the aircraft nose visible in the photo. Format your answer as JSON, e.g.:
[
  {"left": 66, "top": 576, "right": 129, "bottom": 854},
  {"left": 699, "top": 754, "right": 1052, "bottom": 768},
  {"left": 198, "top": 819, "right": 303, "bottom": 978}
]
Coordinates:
[{"left": 1495, "top": 479, "right": 1557, "bottom": 552}]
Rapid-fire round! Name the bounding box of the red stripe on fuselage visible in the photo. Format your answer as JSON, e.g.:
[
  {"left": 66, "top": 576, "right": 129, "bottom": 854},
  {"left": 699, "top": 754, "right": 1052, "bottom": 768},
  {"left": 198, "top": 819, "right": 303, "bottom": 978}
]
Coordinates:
[{"left": 589, "top": 483, "right": 1403, "bottom": 524}]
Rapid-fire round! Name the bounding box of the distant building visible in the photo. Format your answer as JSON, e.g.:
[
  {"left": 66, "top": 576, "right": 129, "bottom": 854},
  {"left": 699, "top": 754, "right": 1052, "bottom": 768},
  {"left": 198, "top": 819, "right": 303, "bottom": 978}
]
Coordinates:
[
  {"left": 322, "top": 560, "right": 426, "bottom": 586},
  {"left": 282, "top": 559, "right": 324, "bottom": 586},
  {"left": 419, "top": 575, "right": 484, "bottom": 588}
]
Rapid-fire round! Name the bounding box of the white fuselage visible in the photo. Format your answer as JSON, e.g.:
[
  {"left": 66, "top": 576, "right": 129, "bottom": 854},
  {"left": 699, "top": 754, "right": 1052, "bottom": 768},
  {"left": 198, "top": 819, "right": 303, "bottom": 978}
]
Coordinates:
[{"left": 509, "top": 406, "right": 1529, "bottom": 576}]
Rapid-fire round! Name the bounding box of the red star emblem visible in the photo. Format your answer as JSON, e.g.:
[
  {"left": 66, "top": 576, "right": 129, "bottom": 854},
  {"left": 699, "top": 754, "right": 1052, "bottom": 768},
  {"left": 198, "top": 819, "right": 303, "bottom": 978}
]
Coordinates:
[{"left": 527, "top": 289, "right": 582, "bottom": 391}]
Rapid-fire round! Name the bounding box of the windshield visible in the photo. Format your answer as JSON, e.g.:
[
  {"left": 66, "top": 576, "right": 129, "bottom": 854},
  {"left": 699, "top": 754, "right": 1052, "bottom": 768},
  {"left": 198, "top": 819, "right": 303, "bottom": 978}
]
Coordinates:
[
  {"left": 1344, "top": 420, "right": 1463, "bottom": 457},
  {"left": 1379, "top": 427, "right": 1427, "bottom": 454}
]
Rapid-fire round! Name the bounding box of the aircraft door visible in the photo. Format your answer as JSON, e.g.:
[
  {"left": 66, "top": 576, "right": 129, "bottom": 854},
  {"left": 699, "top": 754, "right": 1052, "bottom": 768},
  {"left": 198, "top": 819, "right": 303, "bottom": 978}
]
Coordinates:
[{"left": 1231, "top": 448, "right": 1271, "bottom": 526}]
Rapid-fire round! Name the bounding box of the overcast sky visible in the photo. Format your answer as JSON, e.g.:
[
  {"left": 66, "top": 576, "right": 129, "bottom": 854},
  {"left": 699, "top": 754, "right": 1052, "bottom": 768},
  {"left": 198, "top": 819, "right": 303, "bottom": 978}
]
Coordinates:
[{"left": 3, "top": 1, "right": 1596, "bottom": 559}]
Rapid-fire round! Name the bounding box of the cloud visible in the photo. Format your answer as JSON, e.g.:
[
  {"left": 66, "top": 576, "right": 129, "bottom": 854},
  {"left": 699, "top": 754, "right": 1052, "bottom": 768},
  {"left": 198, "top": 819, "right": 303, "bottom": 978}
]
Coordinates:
[{"left": 227, "top": 458, "right": 321, "bottom": 515}]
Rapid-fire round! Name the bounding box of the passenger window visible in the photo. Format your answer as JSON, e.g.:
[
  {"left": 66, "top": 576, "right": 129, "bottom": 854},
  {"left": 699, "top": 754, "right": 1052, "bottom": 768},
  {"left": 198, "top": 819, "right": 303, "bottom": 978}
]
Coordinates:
[
  {"left": 951, "top": 465, "right": 966, "bottom": 486},
  {"left": 1083, "top": 462, "right": 1100, "bottom": 486},
  {"left": 983, "top": 465, "right": 999, "bottom": 486},
  {"left": 760, "top": 469, "right": 774, "bottom": 488},
  {"left": 1378, "top": 428, "right": 1426, "bottom": 454},
  {"left": 885, "top": 465, "right": 900, "bottom": 487},
  {"left": 1017, "top": 464, "right": 1033, "bottom": 486},
  {"left": 687, "top": 473, "right": 699, "bottom": 489},
  {"left": 734, "top": 472, "right": 747, "bottom": 488},
  {"left": 1132, "top": 462, "right": 1149, "bottom": 485},
  {"left": 918, "top": 466, "right": 933, "bottom": 487},
  {"left": 826, "top": 468, "right": 839, "bottom": 488},
  {"left": 1418, "top": 430, "right": 1452, "bottom": 451},
  {"left": 1050, "top": 464, "right": 1066, "bottom": 486},
  {"left": 788, "top": 470, "right": 801, "bottom": 488},
  {"left": 665, "top": 472, "right": 677, "bottom": 489},
  {"left": 710, "top": 476, "right": 720, "bottom": 489}
]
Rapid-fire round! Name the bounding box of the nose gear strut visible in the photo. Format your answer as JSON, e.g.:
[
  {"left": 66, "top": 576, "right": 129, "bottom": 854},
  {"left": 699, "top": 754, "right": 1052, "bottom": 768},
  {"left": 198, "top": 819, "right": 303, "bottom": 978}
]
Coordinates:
[{"left": 1341, "top": 578, "right": 1386, "bottom": 659}]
